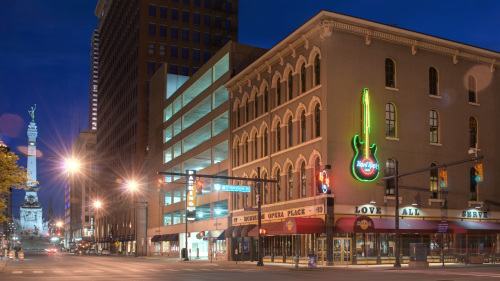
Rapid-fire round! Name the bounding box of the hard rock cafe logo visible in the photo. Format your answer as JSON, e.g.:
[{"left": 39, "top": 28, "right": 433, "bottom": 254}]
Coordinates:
[
  {"left": 286, "top": 220, "right": 293, "bottom": 231},
  {"left": 357, "top": 219, "right": 372, "bottom": 230}
]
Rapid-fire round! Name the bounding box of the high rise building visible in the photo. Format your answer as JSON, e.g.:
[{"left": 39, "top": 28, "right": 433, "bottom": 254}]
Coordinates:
[
  {"left": 89, "top": 29, "right": 99, "bottom": 131},
  {"left": 93, "top": 0, "right": 238, "bottom": 256}
]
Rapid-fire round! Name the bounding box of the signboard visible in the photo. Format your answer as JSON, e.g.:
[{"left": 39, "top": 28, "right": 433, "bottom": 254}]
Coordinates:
[
  {"left": 233, "top": 204, "right": 325, "bottom": 224},
  {"left": 214, "top": 184, "right": 251, "bottom": 192},
  {"left": 186, "top": 170, "right": 197, "bottom": 221},
  {"left": 351, "top": 88, "right": 379, "bottom": 182},
  {"left": 437, "top": 222, "right": 449, "bottom": 233},
  {"left": 317, "top": 170, "right": 330, "bottom": 194}
]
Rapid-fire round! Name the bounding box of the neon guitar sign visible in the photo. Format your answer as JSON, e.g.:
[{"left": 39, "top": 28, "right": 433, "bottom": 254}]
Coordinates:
[{"left": 352, "top": 88, "right": 379, "bottom": 182}]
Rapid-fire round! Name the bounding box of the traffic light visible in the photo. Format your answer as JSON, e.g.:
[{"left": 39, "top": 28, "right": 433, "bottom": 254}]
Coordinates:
[
  {"left": 474, "top": 164, "right": 483, "bottom": 182},
  {"left": 195, "top": 179, "right": 203, "bottom": 195},
  {"left": 439, "top": 170, "right": 447, "bottom": 188}
]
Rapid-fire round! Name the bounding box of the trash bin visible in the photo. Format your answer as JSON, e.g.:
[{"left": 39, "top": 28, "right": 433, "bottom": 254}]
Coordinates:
[
  {"left": 308, "top": 255, "right": 317, "bottom": 269},
  {"left": 181, "top": 248, "right": 187, "bottom": 259}
]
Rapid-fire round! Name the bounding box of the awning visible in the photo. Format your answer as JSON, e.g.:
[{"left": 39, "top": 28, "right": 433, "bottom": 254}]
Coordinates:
[
  {"left": 335, "top": 217, "right": 440, "bottom": 233},
  {"left": 241, "top": 225, "right": 257, "bottom": 237},
  {"left": 217, "top": 230, "right": 226, "bottom": 240},
  {"left": 246, "top": 218, "right": 325, "bottom": 236},
  {"left": 157, "top": 234, "right": 170, "bottom": 241},
  {"left": 448, "top": 221, "right": 500, "bottom": 234},
  {"left": 232, "top": 225, "right": 243, "bottom": 237},
  {"left": 150, "top": 235, "right": 161, "bottom": 242},
  {"left": 165, "top": 234, "right": 179, "bottom": 241},
  {"left": 225, "top": 226, "right": 235, "bottom": 238}
]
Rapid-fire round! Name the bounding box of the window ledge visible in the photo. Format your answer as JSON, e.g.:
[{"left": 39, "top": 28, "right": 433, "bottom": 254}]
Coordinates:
[
  {"left": 428, "top": 198, "right": 445, "bottom": 206},
  {"left": 468, "top": 201, "right": 484, "bottom": 208},
  {"left": 386, "top": 137, "right": 399, "bottom": 141},
  {"left": 468, "top": 148, "right": 481, "bottom": 154},
  {"left": 430, "top": 142, "right": 442, "bottom": 146},
  {"left": 384, "top": 196, "right": 402, "bottom": 203},
  {"left": 429, "top": 94, "right": 442, "bottom": 99},
  {"left": 468, "top": 102, "right": 480, "bottom": 106},
  {"left": 385, "top": 87, "right": 399, "bottom": 92}
]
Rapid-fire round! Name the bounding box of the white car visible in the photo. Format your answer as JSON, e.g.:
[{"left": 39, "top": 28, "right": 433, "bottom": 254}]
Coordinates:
[{"left": 99, "top": 248, "right": 111, "bottom": 255}]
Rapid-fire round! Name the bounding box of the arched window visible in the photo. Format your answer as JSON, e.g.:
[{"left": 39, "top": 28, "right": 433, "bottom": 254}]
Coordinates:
[
  {"left": 385, "top": 58, "right": 396, "bottom": 88},
  {"left": 243, "top": 137, "right": 248, "bottom": 163},
  {"left": 234, "top": 140, "right": 239, "bottom": 166},
  {"left": 385, "top": 103, "right": 396, "bottom": 137},
  {"left": 288, "top": 165, "right": 293, "bottom": 201},
  {"left": 245, "top": 98, "right": 250, "bottom": 123},
  {"left": 254, "top": 95, "right": 259, "bottom": 119},
  {"left": 276, "top": 168, "right": 281, "bottom": 202},
  {"left": 430, "top": 110, "right": 439, "bottom": 143},
  {"left": 429, "top": 67, "right": 438, "bottom": 95},
  {"left": 300, "top": 162, "right": 306, "bottom": 198},
  {"left": 470, "top": 167, "right": 477, "bottom": 201},
  {"left": 263, "top": 86, "right": 269, "bottom": 113},
  {"left": 300, "top": 111, "right": 306, "bottom": 143},
  {"left": 276, "top": 121, "right": 281, "bottom": 152},
  {"left": 430, "top": 163, "right": 438, "bottom": 199},
  {"left": 314, "top": 54, "right": 320, "bottom": 86},
  {"left": 253, "top": 133, "right": 258, "bottom": 160},
  {"left": 300, "top": 63, "right": 306, "bottom": 93},
  {"left": 469, "top": 117, "right": 478, "bottom": 149},
  {"left": 237, "top": 105, "right": 241, "bottom": 127},
  {"left": 385, "top": 158, "right": 396, "bottom": 195},
  {"left": 262, "top": 127, "right": 268, "bottom": 157},
  {"left": 314, "top": 104, "right": 321, "bottom": 138},
  {"left": 288, "top": 116, "right": 293, "bottom": 148},
  {"left": 469, "top": 76, "right": 477, "bottom": 103},
  {"left": 276, "top": 78, "right": 281, "bottom": 106},
  {"left": 262, "top": 172, "right": 268, "bottom": 204},
  {"left": 288, "top": 71, "right": 293, "bottom": 101}
]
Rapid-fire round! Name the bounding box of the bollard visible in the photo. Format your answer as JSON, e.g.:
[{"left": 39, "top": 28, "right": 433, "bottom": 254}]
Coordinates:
[{"left": 18, "top": 251, "right": 24, "bottom": 261}]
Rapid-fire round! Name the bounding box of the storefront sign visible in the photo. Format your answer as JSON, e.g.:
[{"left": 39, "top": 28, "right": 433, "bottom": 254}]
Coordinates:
[
  {"left": 351, "top": 88, "right": 379, "bottom": 182},
  {"left": 186, "top": 170, "right": 197, "bottom": 221},
  {"left": 354, "top": 216, "right": 374, "bottom": 233},
  {"left": 232, "top": 204, "right": 325, "bottom": 224},
  {"left": 355, "top": 206, "right": 382, "bottom": 215},
  {"left": 462, "top": 210, "right": 488, "bottom": 218},
  {"left": 317, "top": 170, "right": 330, "bottom": 194},
  {"left": 401, "top": 208, "right": 420, "bottom": 216}
]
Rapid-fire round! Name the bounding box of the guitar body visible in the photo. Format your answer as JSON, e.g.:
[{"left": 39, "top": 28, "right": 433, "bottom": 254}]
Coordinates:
[{"left": 351, "top": 135, "right": 379, "bottom": 181}]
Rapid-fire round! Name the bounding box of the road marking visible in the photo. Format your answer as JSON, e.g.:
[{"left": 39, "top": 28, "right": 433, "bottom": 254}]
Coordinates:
[
  {"left": 91, "top": 269, "right": 104, "bottom": 273},
  {"left": 73, "top": 270, "right": 84, "bottom": 273},
  {"left": 33, "top": 271, "right": 44, "bottom": 274},
  {"left": 12, "top": 271, "right": 22, "bottom": 274},
  {"left": 53, "top": 270, "right": 64, "bottom": 273},
  {"left": 128, "top": 268, "right": 141, "bottom": 272}
]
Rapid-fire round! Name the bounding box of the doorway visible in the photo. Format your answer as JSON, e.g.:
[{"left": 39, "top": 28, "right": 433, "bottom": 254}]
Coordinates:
[
  {"left": 333, "top": 237, "right": 352, "bottom": 265},
  {"left": 316, "top": 237, "right": 327, "bottom": 265}
]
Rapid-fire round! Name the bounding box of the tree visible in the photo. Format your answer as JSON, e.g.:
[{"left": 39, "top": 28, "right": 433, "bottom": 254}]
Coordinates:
[{"left": 0, "top": 151, "right": 32, "bottom": 224}]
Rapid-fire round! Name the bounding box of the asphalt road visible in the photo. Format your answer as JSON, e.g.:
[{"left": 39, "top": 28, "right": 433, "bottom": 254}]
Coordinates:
[{"left": 3, "top": 252, "right": 500, "bottom": 281}]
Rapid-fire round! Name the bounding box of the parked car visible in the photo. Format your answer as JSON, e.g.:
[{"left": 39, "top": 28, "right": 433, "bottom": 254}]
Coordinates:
[
  {"left": 87, "top": 248, "right": 96, "bottom": 255},
  {"left": 45, "top": 247, "right": 57, "bottom": 253},
  {"left": 99, "top": 248, "right": 111, "bottom": 255}
]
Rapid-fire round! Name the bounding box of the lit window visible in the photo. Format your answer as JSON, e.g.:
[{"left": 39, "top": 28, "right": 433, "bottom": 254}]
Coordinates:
[{"left": 430, "top": 110, "right": 439, "bottom": 143}]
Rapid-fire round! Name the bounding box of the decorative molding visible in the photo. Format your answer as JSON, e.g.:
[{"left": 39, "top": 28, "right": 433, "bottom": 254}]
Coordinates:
[
  {"left": 492, "top": 59, "right": 496, "bottom": 72},
  {"left": 228, "top": 89, "right": 233, "bottom": 99},
  {"left": 254, "top": 68, "right": 260, "bottom": 81},
  {"left": 265, "top": 60, "right": 271, "bottom": 74},
  {"left": 319, "top": 20, "right": 332, "bottom": 40},
  {"left": 453, "top": 50, "right": 459, "bottom": 64},
  {"left": 302, "top": 34, "right": 309, "bottom": 49},
  {"left": 238, "top": 84, "right": 242, "bottom": 94},
  {"left": 246, "top": 75, "right": 251, "bottom": 87},
  {"left": 277, "top": 52, "right": 284, "bottom": 66},
  {"left": 365, "top": 30, "right": 372, "bottom": 45},
  {"left": 289, "top": 44, "right": 296, "bottom": 58},
  {"left": 411, "top": 40, "right": 418, "bottom": 55}
]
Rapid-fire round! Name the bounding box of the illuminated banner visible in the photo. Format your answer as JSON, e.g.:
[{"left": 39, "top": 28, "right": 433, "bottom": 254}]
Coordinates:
[
  {"left": 351, "top": 88, "right": 379, "bottom": 181},
  {"left": 317, "top": 170, "right": 329, "bottom": 194},
  {"left": 186, "top": 170, "right": 196, "bottom": 221},
  {"left": 214, "top": 184, "right": 251, "bottom": 192}
]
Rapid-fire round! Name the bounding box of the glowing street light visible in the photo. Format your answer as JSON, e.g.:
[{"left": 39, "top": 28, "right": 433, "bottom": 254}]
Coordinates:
[
  {"left": 65, "top": 158, "right": 80, "bottom": 173},
  {"left": 127, "top": 180, "right": 139, "bottom": 192},
  {"left": 93, "top": 200, "right": 102, "bottom": 209}
]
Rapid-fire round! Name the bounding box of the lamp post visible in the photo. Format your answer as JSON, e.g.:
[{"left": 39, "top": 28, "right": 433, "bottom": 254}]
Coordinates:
[
  {"left": 127, "top": 180, "right": 147, "bottom": 257},
  {"left": 394, "top": 160, "right": 401, "bottom": 268}
]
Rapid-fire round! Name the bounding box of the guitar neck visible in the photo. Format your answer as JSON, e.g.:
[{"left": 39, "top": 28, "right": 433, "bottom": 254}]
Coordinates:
[{"left": 363, "top": 89, "right": 370, "bottom": 158}]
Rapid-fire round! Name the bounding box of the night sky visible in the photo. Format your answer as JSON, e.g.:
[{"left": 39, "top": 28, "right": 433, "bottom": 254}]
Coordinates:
[{"left": 1, "top": 0, "right": 499, "bottom": 220}]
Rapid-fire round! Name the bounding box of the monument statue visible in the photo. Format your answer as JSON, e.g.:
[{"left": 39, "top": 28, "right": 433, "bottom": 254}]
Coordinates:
[{"left": 28, "top": 104, "right": 36, "bottom": 122}]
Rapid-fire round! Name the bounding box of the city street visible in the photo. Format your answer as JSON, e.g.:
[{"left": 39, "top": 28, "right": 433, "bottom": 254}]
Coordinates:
[{"left": 3, "top": 253, "right": 500, "bottom": 280}]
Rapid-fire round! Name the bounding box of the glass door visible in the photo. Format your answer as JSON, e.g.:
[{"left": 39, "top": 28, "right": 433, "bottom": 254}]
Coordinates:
[
  {"left": 316, "top": 237, "right": 326, "bottom": 265},
  {"left": 333, "top": 237, "right": 352, "bottom": 265}
]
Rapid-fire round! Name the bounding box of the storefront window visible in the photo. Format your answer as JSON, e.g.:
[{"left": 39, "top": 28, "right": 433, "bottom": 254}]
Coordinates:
[
  {"left": 216, "top": 239, "right": 226, "bottom": 254},
  {"left": 163, "top": 213, "right": 172, "bottom": 226}
]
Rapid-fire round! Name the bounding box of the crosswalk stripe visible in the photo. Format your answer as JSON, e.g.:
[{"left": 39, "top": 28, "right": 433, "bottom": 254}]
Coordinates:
[
  {"left": 53, "top": 270, "right": 64, "bottom": 273},
  {"left": 12, "top": 271, "right": 22, "bottom": 274},
  {"left": 33, "top": 271, "right": 44, "bottom": 273}
]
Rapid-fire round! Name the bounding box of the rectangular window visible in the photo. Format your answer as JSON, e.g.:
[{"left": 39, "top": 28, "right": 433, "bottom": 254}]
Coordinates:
[
  {"left": 224, "top": 1, "right": 231, "bottom": 12},
  {"left": 181, "top": 66, "right": 189, "bottom": 76},
  {"left": 193, "top": 67, "right": 199, "bottom": 74},
  {"left": 147, "top": 61, "right": 155, "bottom": 74},
  {"left": 148, "top": 23, "right": 156, "bottom": 35},
  {"left": 193, "top": 13, "right": 200, "bottom": 24},
  {"left": 164, "top": 125, "right": 172, "bottom": 143},
  {"left": 225, "top": 18, "right": 231, "bottom": 30},
  {"left": 183, "top": 95, "right": 211, "bottom": 130},
  {"left": 170, "top": 64, "right": 178, "bottom": 74},
  {"left": 203, "top": 50, "right": 210, "bottom": 62},
  {"left": 194, "top": 0, "right": 201, "bottom": 6},
  {"left": 164, "top": 148, "right": 172, "bottom": 163},
  {"left": 171, "top": 46, "right": 178, "bottom": 58},
  {"left": 182, "top": 47, "right": 189, "bottom": 59},
  {"left": 214, "top": 34, "right": 221, "bottom": 46},
  {"left": 182, "top": 11, "right": 190, "bottom": 22},
  {"left": 173, "top": 96, "right": 182, "bottom": 114},
  {"left": 160, "top": 25, "right": 167, "bottom": 37},
  {"left": 164, "top": 104, "right": 172, "bottom": 121},
  {"left": 160, "top": 7, "right": 167, "bottom": 18},
  {"left": 171, "top": 27, "right": 178, "bottom": 39},
  {"left": 203, "top": 33, "right": 210, "bottom": 44},
  {"left": 213, "top": 86, "right": 228, "bottom": 108},
  {"left": 173, "top": 210, "right": 183, "bottom": 224},
  {"left": 163, "top": 213, "right": 172, "bottom": 226},
  {"left": 174, "top": 119, "right": 182, "bottom": 136},
  {"left": 148, "top": 42, "right": 155, "bottom": 55},
  {"left": 159, "top": 44, "right": 166, "bottom": 56},
  {"left": 183, "top": 0, "right": 190, "bottom": 4},
  {"left": 213, "top": 111, "right": 229, "bottom": 136},
  {"left": 204, "top": 15, "right": 211, "bottom": 26},
  {"left": 172, "top": 9, "right": 179, "bottom": 20},
  {"left": 173, "top": 187, "right": 184, "bottom": 203},
  {"left": 182, "top": 29, "right": 189, "bottom": 41},
  {"left": 183, "top": 122, "right": 211, "bottom": 153},
  {"left": 213, "top": 200, "right": 228, "bottom": 218},
  {"left": 204, "top": 0, "right": 211, "bottom": 8},
  {"left": 164, "top": 192, "right": 172, "bottom": 205},
  {"left": 173, "top": 141, "right": 182, "bottom": 158},
  {"left": 196, "top": 203, "right": 211, "bottom": 221},
  {"left": 149, "top": 5, "right": 156, "bottom": 17},
  {"left": 193, "top": 49, "right": 200, "bottom": 61},
  {"left": 215, "top": 17, "right": 221, "bottom": 27},
  {"left": 193, "top": 31, "right": 200, "bottom": 43}
]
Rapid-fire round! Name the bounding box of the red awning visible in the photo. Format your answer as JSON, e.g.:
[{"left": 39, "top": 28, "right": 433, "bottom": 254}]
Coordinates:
[
  {"left": 335, "top": 217, "right": 440, "bottom": 233},
  {"left": 247, "top": 218, "right": 325, "bottom": 236},
  {"left": 448, "top": 221, "right": 500, "bottom": 234}
]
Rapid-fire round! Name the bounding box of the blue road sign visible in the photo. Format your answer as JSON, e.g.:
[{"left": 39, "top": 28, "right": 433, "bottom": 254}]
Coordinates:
[{"left": 214, "top": 184, "right": 251, "bottom": 192}]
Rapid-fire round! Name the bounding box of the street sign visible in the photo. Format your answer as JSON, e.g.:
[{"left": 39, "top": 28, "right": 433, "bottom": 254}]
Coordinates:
[
  {"left": 214, "top": 184, "right": 251, "bottom": 192},
  {"left": 437, "top": 222, "right": 449, "bottom": 233}
]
